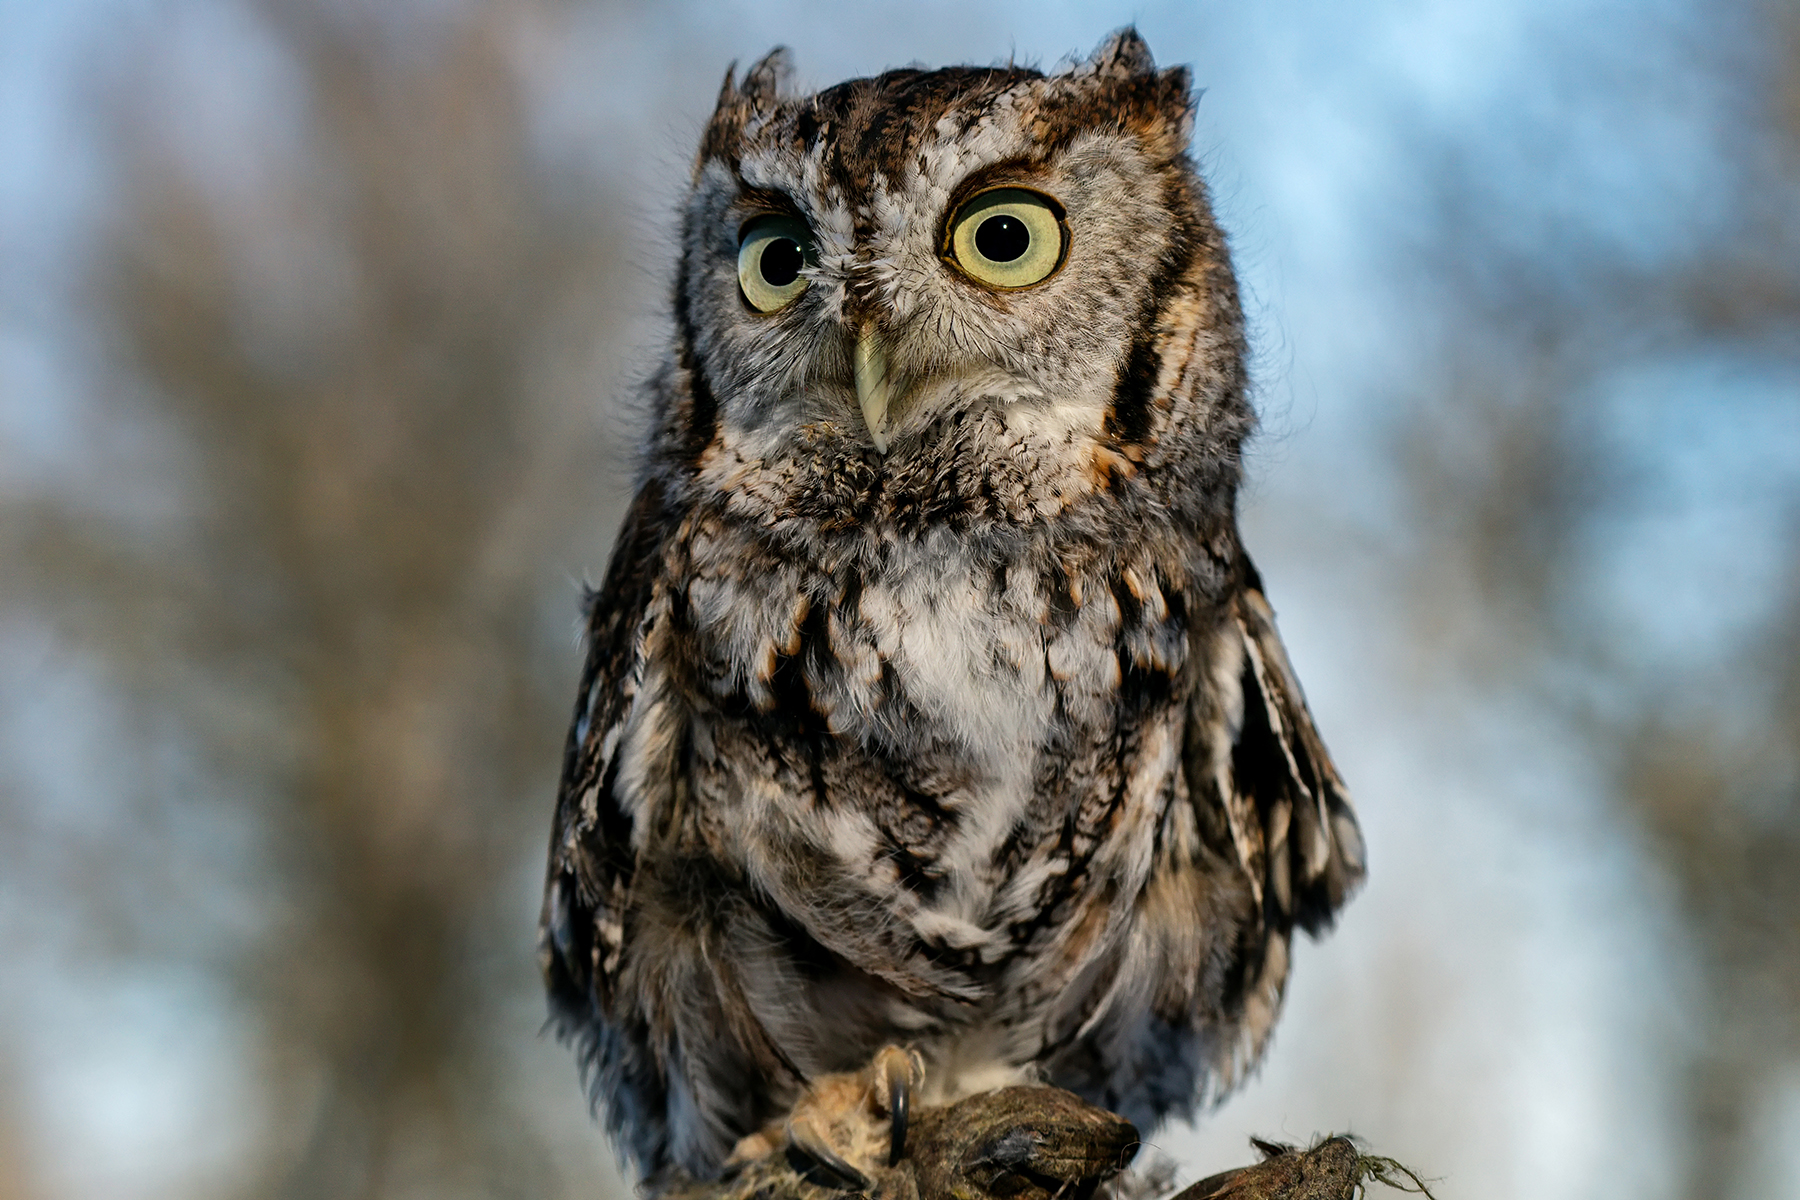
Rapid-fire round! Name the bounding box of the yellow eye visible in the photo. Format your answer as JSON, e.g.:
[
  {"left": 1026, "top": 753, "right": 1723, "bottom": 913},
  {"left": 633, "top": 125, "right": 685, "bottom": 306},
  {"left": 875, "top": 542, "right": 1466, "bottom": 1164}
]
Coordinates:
[
  {"left": 737, "top": 214, "right": 813, "bottom": 312},
  {"left": 945, "top": 188, "right": 1066, "bottom": 289}
]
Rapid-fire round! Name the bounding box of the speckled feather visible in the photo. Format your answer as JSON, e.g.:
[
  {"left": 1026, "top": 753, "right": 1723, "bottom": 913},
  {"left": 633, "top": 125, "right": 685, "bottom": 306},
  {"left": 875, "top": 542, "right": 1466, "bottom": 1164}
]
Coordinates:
[{"left": 540, "top": 29, "right": 1363, "bottom": 1191}]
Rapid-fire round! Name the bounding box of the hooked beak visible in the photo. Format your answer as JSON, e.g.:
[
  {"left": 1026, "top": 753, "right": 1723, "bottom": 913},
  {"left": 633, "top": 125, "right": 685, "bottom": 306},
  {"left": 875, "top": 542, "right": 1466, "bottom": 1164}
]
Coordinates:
[{"left": 853, "top": 327, "right": 895, "bottom": 454}]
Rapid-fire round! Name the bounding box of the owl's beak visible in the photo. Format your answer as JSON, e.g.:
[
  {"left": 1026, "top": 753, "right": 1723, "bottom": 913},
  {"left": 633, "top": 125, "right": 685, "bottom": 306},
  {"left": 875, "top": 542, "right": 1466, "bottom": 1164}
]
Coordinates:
[{"left": 853, "top": 327, "right": 895, "bottom": 454}]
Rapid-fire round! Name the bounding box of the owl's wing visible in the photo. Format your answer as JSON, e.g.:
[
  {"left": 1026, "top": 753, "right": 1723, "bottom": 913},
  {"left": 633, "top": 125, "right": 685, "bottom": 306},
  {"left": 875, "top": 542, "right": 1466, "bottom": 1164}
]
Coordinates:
[
  {"left": 1229, "top": 557, "right": 1365, "bottom": 933},
  {"left": 539, "top": 478, "right": 672, "bottom": 1035},
  {"left": 1189, "top": 555, "right": 1365, "bottom": 1073}
]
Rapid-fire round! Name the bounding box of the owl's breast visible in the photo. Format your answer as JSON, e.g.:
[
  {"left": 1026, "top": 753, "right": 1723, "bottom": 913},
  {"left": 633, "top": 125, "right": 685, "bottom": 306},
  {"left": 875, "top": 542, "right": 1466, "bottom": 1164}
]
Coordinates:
[{"left": 671, "top": 509, "right": 1203, "bottom": 990}]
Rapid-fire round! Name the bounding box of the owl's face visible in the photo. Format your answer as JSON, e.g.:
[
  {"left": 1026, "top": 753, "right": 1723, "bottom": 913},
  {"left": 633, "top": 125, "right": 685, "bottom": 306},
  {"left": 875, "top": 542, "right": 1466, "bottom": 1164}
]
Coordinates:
[{"left": 672, "top": 32, "right": 1225, "bottom": 491}]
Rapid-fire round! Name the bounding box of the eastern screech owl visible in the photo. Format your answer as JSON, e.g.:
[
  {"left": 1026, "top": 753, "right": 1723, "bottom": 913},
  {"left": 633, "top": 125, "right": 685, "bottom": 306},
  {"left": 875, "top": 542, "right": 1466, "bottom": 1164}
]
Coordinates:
[{"left": 541, "top": 28, "right": 1364, "bottom": 1193}]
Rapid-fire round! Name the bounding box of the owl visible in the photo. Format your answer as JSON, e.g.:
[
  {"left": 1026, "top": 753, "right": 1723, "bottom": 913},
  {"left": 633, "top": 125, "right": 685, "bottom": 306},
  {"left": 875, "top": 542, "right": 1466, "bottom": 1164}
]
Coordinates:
[{"left": 540, "top": 28, "right": 1364, "bottom": 1195}]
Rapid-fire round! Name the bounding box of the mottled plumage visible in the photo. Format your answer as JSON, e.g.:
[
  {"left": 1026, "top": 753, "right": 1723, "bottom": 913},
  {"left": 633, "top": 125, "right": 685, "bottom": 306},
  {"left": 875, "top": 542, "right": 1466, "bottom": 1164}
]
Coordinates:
[{"left": 541, "top": 29, "right": 1364, "bottom": 1192}]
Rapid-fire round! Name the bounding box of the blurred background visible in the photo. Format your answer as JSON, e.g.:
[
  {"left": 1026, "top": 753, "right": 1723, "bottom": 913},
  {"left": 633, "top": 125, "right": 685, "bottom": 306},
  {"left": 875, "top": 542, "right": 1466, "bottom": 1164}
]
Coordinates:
[{"left": 1, "top": 1, "right": 1797, "bottom": 1197}]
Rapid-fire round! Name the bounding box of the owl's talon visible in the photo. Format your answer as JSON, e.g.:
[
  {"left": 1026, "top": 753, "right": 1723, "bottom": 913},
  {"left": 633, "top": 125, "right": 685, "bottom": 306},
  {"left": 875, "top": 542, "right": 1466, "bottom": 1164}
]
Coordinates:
[
  {"left": 887, "top": 1075, "right": 908, "bottom": 1166},
  {"left": 788, "top": 1114, "right": 873, "bottom": 1191},
  {"left": 881, "top": 1047, "right": 915, "bottom": 1165},
  {"left": 739, "top": 1045, "right": 927, "bottom": 1184}
]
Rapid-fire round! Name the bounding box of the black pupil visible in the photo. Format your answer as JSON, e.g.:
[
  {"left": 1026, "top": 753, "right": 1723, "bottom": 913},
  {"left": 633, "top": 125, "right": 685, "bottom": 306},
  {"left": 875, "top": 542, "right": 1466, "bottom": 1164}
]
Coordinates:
[
  {"left": 760, "top": 238, "right": 803, "bottom": 287},
  {"left": 975, "top": 214, "right": 1030, "bottom": 262}
]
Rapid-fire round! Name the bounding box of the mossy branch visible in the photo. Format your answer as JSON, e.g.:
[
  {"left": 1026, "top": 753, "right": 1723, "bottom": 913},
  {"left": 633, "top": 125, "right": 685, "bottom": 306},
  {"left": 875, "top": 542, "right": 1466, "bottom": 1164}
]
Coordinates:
[{"left": 664, "top": 1086, "right": 1433, "bottom": 1200}]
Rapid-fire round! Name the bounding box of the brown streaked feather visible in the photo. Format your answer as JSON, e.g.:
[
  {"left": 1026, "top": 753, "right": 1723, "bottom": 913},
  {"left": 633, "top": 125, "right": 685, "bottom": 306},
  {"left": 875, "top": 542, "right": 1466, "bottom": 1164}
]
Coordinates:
[
  {"left": 1231, "top": 557, "right": 1365, "bottom": 936},
  {"left": 540, "top": 477, "right": 672, "bottom": 1024},
  {"left": 1185, "top": 556, "right": 1364, "bottom": 1078},
  {"left": 1152, "top": 554, "right": 1364, "bottom": 1091}
]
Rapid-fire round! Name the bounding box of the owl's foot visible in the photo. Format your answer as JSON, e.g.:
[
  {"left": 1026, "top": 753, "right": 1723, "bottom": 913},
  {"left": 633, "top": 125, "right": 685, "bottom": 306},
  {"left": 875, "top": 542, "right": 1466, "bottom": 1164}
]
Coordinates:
[
  {"left": 792, "top": 1044, "right": 924, "bottom": 1176},
  {"left": 730, "top": 1045, "right": 925, "bottom": 1189}
]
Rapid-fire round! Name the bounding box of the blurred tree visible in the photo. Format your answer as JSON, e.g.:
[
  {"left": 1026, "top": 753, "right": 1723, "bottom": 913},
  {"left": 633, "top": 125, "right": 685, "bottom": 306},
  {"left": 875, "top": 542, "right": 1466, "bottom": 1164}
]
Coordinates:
[
  {"left": 1, "top": 0, "right": 639, "bottom": 1196},
  {"left": 1394, "top": 2, "right": 1800, "bottom": 1197}
]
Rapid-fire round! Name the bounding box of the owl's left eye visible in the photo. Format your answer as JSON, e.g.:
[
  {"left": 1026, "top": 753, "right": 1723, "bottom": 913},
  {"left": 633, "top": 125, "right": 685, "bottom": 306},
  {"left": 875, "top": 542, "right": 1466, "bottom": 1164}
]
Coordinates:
[
  {"left": 738, "top": 215, "right": 815, "bottom": 313},
  {"left": 944, "top": 188, "right": 1067, "bottom": 290}
]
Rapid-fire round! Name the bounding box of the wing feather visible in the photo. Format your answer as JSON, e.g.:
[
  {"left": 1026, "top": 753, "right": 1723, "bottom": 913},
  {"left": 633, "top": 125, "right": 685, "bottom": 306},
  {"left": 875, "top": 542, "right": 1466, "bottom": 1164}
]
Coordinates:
[
  {"left": 540, "top": 478, "right": 673, "bottom": 1033},
  {"left": 1188, "top": 554, "right": 1365, "bottom": 1078},
  {"left": 1232, "top": 559, "right": 1365, "bottom": 935}
]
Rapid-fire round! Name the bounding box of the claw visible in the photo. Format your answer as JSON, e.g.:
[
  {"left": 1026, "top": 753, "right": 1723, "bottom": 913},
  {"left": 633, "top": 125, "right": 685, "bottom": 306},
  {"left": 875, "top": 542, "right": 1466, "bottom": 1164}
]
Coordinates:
[
  {"left": 875, "top": 1045, "right": 924, "bottom": 1166},
  {"left": 887, "top": 1068, "right": 909, "bottom": 1166},
  {"left": 788, "top": 1114, "right": 873, "bottom": 1191}
]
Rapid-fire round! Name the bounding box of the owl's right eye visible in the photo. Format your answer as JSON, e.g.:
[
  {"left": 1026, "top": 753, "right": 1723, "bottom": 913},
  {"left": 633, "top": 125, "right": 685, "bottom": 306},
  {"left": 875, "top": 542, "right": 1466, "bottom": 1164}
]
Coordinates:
[
  {"left": 943, "top": 188, "right": 1066, "bottom": 290},
  {"left": 737, "top": 215, "right": 814, "bottom": 313}
]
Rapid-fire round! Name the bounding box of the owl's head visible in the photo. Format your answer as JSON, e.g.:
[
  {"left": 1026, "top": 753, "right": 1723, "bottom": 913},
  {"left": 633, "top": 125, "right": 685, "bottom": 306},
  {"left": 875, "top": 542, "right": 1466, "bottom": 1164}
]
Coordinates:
[{"left": 665, "top": 29, "right": 1246, "bottom": 524}]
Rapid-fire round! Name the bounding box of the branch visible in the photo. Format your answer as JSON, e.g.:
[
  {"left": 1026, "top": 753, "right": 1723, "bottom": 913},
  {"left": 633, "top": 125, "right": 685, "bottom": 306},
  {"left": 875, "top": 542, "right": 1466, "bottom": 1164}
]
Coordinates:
[{"left": 663, "top": 1086, "right": 1432, "bottom": 1200}]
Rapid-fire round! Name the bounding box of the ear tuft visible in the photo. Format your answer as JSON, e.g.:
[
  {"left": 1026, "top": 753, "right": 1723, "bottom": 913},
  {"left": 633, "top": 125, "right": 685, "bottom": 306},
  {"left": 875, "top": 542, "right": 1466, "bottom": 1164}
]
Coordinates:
[
  {"left": 1060, "top": 29, "right": 1193, "bottom": 161},
  {"left": 740, "top": 46, "right": 795, "bottom": 112},
  {"left": 1080, "top": 27, "right": 1157, "bottom": 80},
  {"left": 713, "top": 61, "right": 740, "bottom": 112},
  {"left": 696, "top": 48, "right": 793, "bottom": 177}
]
